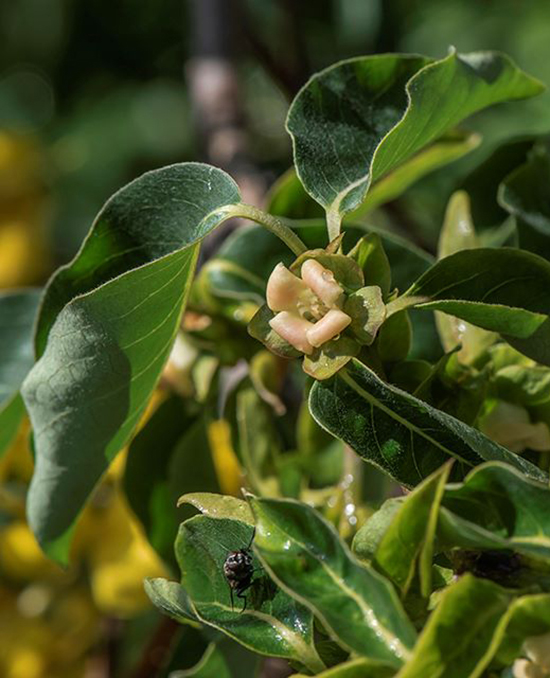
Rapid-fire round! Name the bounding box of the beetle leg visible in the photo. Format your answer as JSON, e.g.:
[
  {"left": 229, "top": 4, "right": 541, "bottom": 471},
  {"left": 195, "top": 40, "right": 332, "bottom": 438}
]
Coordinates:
[
  {"left": 236, "top": 589, "right": 248, "bottom": 614},
  {"left": 228, "top": 583, "right": 234, "bottom": 611}
]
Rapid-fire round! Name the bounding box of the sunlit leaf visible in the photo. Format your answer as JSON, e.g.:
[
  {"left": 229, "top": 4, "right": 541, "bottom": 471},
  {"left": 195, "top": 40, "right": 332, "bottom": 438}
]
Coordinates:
[
  {"left": 250, "top": 496, "right": 417, "bottom": 667},
  {"left": 175, "top": 515, "right": 324, "bottom": 673},
  {"left": 22, "top": 164, "right": 241, "bottom": 562},
  {"left": 396, "top": 575, "right": 512, "bottom": 678},
  {"left": 287, "top": 51, "right": 542, "bottom": 233},
  {"left": 374, "top": 463, "right": 452, "bottom": 597}
]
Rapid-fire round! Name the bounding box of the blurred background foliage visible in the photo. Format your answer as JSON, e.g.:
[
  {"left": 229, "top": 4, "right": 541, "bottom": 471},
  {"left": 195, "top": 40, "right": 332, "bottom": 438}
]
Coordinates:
[{"left": 2, "top": 0, "right": 550, "bottom": 676}]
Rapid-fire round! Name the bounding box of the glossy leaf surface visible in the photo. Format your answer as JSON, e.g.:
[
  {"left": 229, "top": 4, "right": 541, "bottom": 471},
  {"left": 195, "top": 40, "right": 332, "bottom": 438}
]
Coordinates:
[
  {"left": 250, "top": 496, "right": 417, "bottom": 667},
  {"left": 309, "top": 359, "right": 545, "bottom": 487},
  {"left": 144, "top": 577, "right": 200, "bottom": 626},
  {"left": 176, "top": 515, "right": 324, "bottom": 672}
]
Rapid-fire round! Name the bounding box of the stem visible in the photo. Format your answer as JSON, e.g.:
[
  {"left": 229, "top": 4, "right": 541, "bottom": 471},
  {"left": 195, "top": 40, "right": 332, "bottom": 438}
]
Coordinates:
[
  {"left": 222, "top": 204, "right": 307, "bottom": 256},
  {"left": 326, "top": 207, "right": 342, "bottom": 241},
  {"left": 385, "top": 294, "right": 429, "bottom": 318}
]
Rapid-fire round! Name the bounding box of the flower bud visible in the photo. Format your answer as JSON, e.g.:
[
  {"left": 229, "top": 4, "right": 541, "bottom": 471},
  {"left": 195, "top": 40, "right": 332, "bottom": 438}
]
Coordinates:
[{"left": 306, "top": 309, "right": 351, "bottom": 348}]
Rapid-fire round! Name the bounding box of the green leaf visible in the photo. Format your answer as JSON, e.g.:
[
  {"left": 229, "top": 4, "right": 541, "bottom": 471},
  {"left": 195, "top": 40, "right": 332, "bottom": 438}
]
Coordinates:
[
  {"left": 287, "top": 51, "right": 543, "bottom": 234},
  {"left": 21, "top": 163, "right": 241, "bottom": 563},
  {"left": 438, "top": 461, "right": 550, "bottom": 564},
  {"left": 234, "top": 387, "right": 281, "bottom": 494},
  {"left": 494, "top": 594, "right": 550, "bottom": 665},
  {"left": 435, "top": 192, "right": 495, "bottom": 363},
  {"left": 499, "top": 142, "right": 550, "bottom": 262},
  {"left": 374, "top": 463, "right": 452, "bottom": 598},
  {"left": 347, "top": 234, "right": 391, "bottom": 298},
  {"left": 291, "top": 657, "right": 396, "bottom": 678},
  {"left": 267, "top": 131, "right": 479, "bottom": 224},
  {"left": 250, "top": 496, "right": 417, "bottom": 667},
  {"left": 0, "top": 289, "right": 41, "bottom": 457},
  {"left": 144, "top": 577, "right": 200, "bottom": 627},
  {"left": 377, "top": 312, "right": 412, "bottom": 364},
  {"left": 303, "top": 336, "right": 360, "bottom": 380},
  {"left": 177, "top": 493, "right": 254, "bottom": 525},
  {"left": 396, "top": 575, "right": 513, "bottom": 678},
  {"left": 438, "top": 192, "right": 478, "bottom": 258},
  {"left": 34, "top": 164, "right": 240, "bottom": 357},
  {"left": 266, "top": 168, "right": 324, "bottom": 220},
  {"left": 394, "top": 248, "right": 550, "bottom": 365},
  {"left": 348, "top": 131, "right": 481, "bottom": 218},
  {"left": 353, "top": 498, "right": 404, "bottom": 563},
  {"left": 171, "top": 643, "right": 231, "bottom": 678},
  {"left": 176, "top": 515, "right": 324, "bottom": 673},
  {"left": 309, "top": 359, "right": 546, "bottom": 488}
]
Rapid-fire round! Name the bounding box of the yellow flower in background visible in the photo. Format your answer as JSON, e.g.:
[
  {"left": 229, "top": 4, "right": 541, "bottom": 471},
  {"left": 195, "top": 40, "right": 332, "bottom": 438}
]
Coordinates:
[
  {"left": 82, "top": 484, "right": 168, "bottom": 617},
  {"left": 0, "top": 132, "right": 51, "bottom": 288}
]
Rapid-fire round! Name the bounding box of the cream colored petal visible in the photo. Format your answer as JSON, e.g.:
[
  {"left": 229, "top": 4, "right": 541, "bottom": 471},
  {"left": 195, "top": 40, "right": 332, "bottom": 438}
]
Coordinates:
[
  {"left": 266, "top": 263, "right": 310, "bottom": 312},
  {"left": 301, "top": 259, "right": 343, "bottom": 308},
  {"left": 269, "top": 311, "right": 314, "bottom": 355},
  {"left": 306, "top": 309, "right": 351, "bottom": 348}
]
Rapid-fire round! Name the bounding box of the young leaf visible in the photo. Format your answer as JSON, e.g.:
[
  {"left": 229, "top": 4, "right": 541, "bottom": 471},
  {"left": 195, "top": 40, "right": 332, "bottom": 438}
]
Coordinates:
[
  {"left": 177, "top": 493, "right": 254, "bottom": 525},
  {"left": 250, "top": 496, "right": 417, "bottom": 667},
  {"left": 176, "top": 515, "right": 325, "bottom": 673},
  {"left": 21, "top": 164, "right": 242, "bottom": 563},
  {"left": 374, "top": 463, "right": 452, "bottom": 598},
  {"left": 347, "top": 234, "right": 391, "bottom": 297},
  {"left": 348, "top": 131, "right": 481, "bottom": 218},
  {"left": 287, "top": 51, "right": 543, "bottom": 235},
  {"left": 396, "top": 575, "right": 512, "bottom": 678},
  {"left": 0, "top": 289, "right": 41, "bottom": 457},
  {"left": 144, "top": 577, "right": 200, "bottom": 627},
  {"left": 309, "top": 359, "right": 546, "bottom": 487},
  {"left": 353, "top": 498, "right": 404, "bottom": 563},
  {"left": 393, "top": 248, "right": 550, "bottom": 365},
  {"left": 435, "top": 192, "right": 495, "bottom": 363}
]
